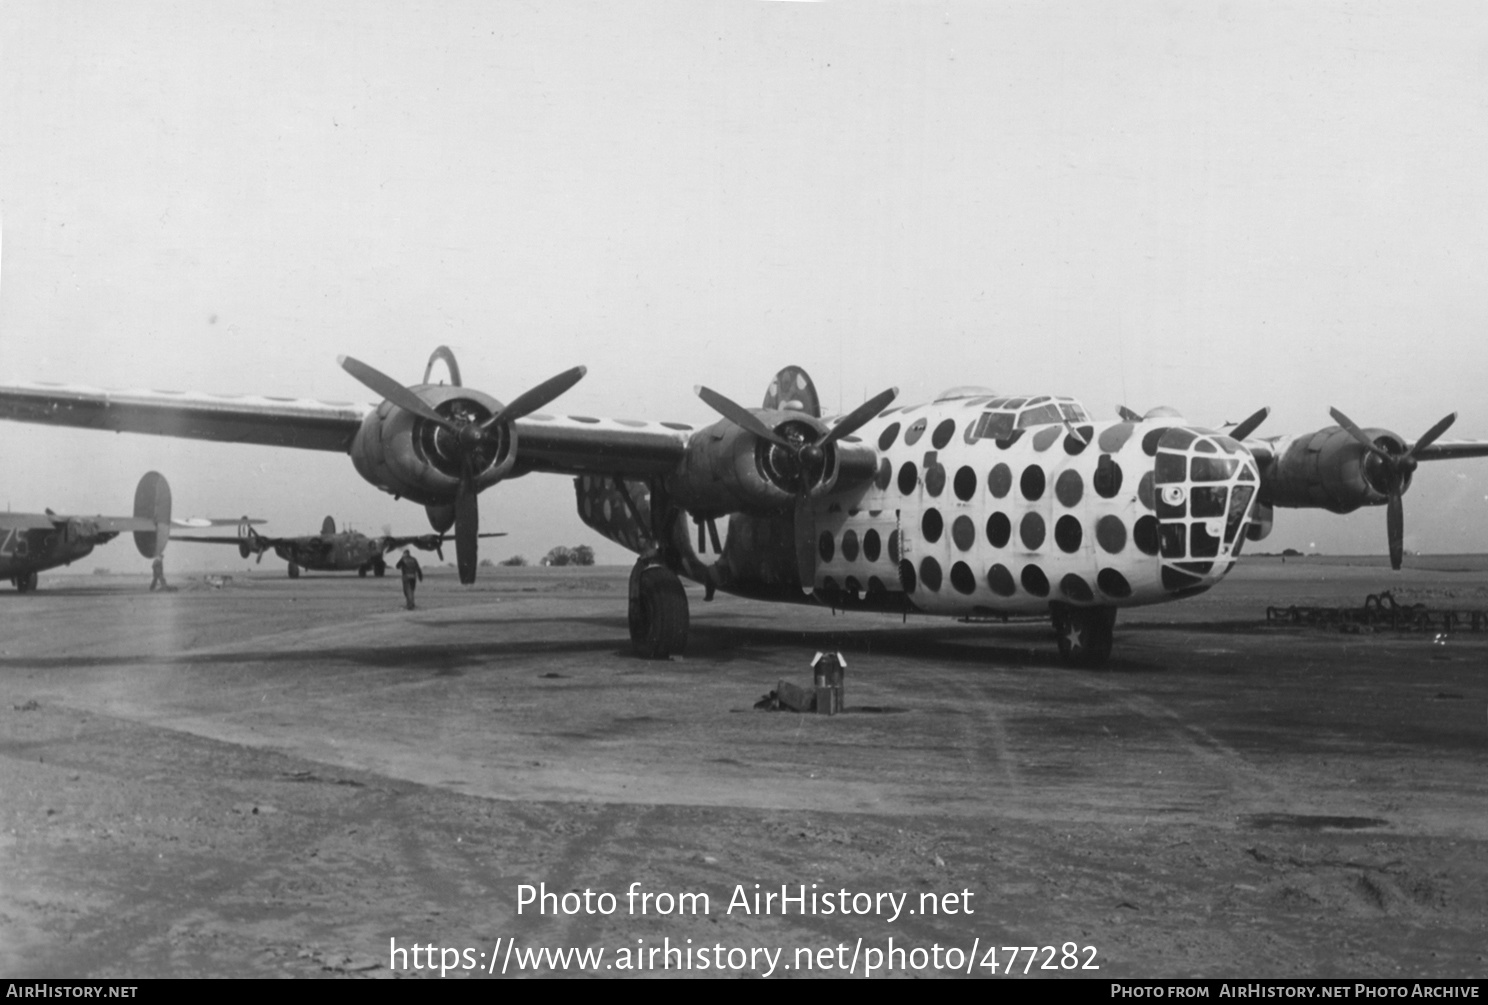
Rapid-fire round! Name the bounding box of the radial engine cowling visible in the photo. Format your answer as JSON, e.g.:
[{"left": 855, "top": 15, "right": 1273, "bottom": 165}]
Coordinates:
[
  {"left": 1262, "top": 425, "right": 1407, "bottom": 513},
  {"left": 668, "top": 415, "right": 880, "bottom": 519},
  {"left": 349, "top": 384, "right": 516, "bottom": 507}
]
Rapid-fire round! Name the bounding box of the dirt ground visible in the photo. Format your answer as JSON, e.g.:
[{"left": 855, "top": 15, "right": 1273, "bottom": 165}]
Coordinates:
[{"left": 2, "top": 559, "right": 1486, "bottom": 978}]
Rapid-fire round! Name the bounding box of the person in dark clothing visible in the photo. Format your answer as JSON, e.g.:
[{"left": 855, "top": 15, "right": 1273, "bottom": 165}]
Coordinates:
[
  {"left": 395, "top": 549, "right": 422, "bottom": 609},
  {"left": 150, "top": 554, "right": 168, "bottom": 591}
]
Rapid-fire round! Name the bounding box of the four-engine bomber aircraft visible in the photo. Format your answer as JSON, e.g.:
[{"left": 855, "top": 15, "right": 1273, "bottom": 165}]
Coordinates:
[
  {"left": 0, "top": 471, "right": 248, "bottom": 591},
  {"left": 0, "top": 348, "right": 1485, "bottom": 663},
  {"left": 172, "top": 515, "right": 504, "bottom": 578}
]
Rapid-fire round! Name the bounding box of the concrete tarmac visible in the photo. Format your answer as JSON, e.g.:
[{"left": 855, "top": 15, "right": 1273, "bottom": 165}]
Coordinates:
[{"left": 1, "top": 560, "right": 1485, "bottom": 978}]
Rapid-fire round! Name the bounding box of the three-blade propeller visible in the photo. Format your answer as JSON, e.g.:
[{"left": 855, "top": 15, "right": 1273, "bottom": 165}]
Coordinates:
[
  {"left": 340, "top": 355, "right": 586, "bottom": 584},
  {"left": 1329, "top": 407, "right": 1457, "bottom": 571},
  {"left": 696, "top": 383, "right": 898, "bottom": 587},
  {"left": 696, "top": 384, "right": 898, "bottom": 497}
]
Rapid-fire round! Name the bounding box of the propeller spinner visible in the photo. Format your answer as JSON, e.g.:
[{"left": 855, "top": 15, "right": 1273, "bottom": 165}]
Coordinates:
[
  {"left": 340, "top": 355, "right": 586, "bottom": 584},
  {"left": 1329, "top": 406, "right": 1456, "bottom": 571}
]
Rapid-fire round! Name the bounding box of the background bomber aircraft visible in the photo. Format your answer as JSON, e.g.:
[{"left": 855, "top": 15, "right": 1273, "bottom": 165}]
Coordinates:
[
  {"left": 0, "top": 471, "right": 250, "bottom": 591},
  {"left": 0, "top": 348, "right": 1486, "bottom": 664},
  {"left": 172, "top": 514, "right": 505, "bottom": 578}
]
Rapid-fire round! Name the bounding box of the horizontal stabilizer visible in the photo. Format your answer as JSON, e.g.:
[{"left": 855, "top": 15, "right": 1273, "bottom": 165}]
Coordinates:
[{"left": 0, "top": 513, "right": 64, "bottom": 531}]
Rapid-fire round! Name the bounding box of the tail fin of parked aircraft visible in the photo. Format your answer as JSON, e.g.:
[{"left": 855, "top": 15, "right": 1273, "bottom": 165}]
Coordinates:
[{"left": 132, "top": 471, "right": 172, "bottom": 558}]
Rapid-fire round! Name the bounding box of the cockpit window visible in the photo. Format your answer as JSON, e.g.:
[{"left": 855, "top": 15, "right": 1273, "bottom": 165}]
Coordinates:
[
  {"left": 972, "top": 412, "right": 1016, "bottom": 441},
  {"left": 1017, "top": 404, "right": 1062, "bottom": 428},
  {"left": 971, "top": 398, "right": 1090, "bottom": 440}
]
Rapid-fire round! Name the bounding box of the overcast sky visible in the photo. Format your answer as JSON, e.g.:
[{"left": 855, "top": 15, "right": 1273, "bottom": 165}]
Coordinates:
[{"left": 2, "top": 1, "right": 1487, "bottom": 571}]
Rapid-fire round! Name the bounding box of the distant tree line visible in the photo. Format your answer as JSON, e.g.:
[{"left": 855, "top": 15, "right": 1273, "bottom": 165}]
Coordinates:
[
  {"left": 541, "top": 545, "right": 595, "bottom": 567},
  {"left": 488, "top": 544, "right": 596, "bottom": 568}
]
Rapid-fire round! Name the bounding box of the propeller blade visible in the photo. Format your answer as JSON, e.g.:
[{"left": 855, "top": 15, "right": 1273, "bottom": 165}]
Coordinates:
[
  {"left": 1328, "top": 407, "right": 1391, "bottom": 461},
  {"left": 493, "top": 365, "right": 588, "bottom": 424},
  {"left": 1387, "top": 490, "right": 1404, "bottom": 571},
  {"left": 1407, "top": 412, "right": 1457, "bottom": 458},
  {"left": 794, "top": 496, "right": 816, "bottom": 589},
  {"left": 454, "top": 456, "right": 480, "bottom": 585},
  {"left": 1227, "top": 406, "right": 1270, "bottom": 442},
  {"left": 340, "top": 355, "right": 453, "bottom": 429},
  {"left": 696, "top": 385, "right": 792, "bottom": 448},
  {"left": 821, "top": 387, "right": 899, "bottom": 447}
]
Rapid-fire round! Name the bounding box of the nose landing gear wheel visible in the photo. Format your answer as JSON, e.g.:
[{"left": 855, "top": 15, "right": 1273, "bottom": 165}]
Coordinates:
[
  {"left": 288, "top": 562, "right": 300, "bottom": 579},
  {"left": 628, "top": 563, "right": 689, "bottom": 659},
  {"left": 1051, "top": 603, "right": 1116, "bottom": 667}
]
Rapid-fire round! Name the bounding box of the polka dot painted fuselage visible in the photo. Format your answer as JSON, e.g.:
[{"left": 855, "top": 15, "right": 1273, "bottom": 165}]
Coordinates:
[{"left": 810, "top": 397, "right": 1260, "bottom": 616}]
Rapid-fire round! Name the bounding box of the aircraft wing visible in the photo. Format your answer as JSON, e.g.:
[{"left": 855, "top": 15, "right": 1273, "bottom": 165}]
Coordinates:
[
  {"left": 380, "top": 532, "right": 507, "bottom": 554},
  {"left": 170, "top": 516, "right": 267, "bottom": 528},
  {"left": 172, "top": 533, "right": 303, "bottom": 548},
  {"left": 170, "top": 535, "right": 250, "bottom": 545},
  {"left": 0, "top": 383, "right": 369, "bottom": 452},
  {"left": 0, "top": 382, "right": 693, "bottom": 475},
  {"left": 1244, "top": 436, "right": 1488, "bottom": 466},
  {"left": 1413, "top": 439, "right": 1488, "bottom": 462}
]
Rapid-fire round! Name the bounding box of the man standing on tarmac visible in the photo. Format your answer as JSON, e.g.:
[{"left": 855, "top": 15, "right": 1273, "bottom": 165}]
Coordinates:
[
  {"left": 150, "top": 554, "right": 168, "bottom": 592},
  {"left": 395, "top": 549, "right": 423, "bottom": 609}
]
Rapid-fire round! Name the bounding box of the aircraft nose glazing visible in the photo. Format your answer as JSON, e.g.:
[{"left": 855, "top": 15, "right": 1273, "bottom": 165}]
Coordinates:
[{"left": 1151, "top": 427, "right": 1260, "bottom": 593}]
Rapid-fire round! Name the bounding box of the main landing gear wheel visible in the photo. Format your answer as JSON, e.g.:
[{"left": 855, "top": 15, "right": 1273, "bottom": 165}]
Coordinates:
[
  {"left": 1051, "top": 603, "right": 1116, "bottom": 667},
  {"left": 628, "top": 562, "right": 689, "bottom": 659},
  {"left": 373, "top": 558, "right": 386, "bottom": 578},
  {"left": 358, "top": 565, "right": 368, "bottom": 578},
  {"left": 288, "top": 562, "right": 300, "bottom": 579},
  {"left": 13, "top": 571, "right": 38, "bottom": 593}
]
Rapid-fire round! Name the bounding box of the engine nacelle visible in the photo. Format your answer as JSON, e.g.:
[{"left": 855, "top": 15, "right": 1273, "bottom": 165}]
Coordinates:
[
  {"left": 667, "top": 415, "right": 880, "bottom": 519},
  {"left": 349, "top": 384, "right": 516, "bottom": 507},
  {"left": 1261, "top": 426, "right": 1408, "bottom": 513}
]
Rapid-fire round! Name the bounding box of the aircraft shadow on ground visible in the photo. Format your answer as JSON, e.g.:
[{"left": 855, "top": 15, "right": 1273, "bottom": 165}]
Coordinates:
[
  {"left": 558, "top": 615, "right": 1165, "bottom": 673},
  {"left": 0, "top": 614, "right": 1183, "bottom": 676},
  {"left": 0, "top": 638, "right": 626, "bottom": 674}
]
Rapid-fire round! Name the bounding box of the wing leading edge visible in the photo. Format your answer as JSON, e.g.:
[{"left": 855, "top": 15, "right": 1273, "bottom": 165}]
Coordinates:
[
  {"left": 1412, "top": 440, "right": 1488, "bottom": 462},
  {"left": 0, "top": 381, "right": 694, "bottom": 478},
  {"left": 0, "top": 383, "right": 369, "bottom": 453}
]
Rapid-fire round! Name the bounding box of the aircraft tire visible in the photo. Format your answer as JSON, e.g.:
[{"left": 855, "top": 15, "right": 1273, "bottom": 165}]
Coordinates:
[
  {"left": 1052, "top": 603, "right": 1116, "bottom": 668},
  {"left": 373, "top": 560, "right": 386, "bottom": 578},
  {"left": 14, "top": 571, "right": 38, "bottom": 593},
  {"left": 288, "top": 562, "right": 300, "bottom": 579},
  {"left": 358, "top": 566, "right": 367, "bottom": 577},
  {"left": 628, "top": 563, "right": 689, "bottom": 659}
]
